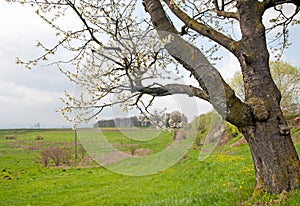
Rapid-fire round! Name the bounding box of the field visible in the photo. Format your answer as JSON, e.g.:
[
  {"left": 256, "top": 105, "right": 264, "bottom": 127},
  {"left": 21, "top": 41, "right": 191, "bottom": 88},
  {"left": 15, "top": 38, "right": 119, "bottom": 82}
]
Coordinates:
[{"left": 0, "top": 128, "right": 300, "bottom": 205}]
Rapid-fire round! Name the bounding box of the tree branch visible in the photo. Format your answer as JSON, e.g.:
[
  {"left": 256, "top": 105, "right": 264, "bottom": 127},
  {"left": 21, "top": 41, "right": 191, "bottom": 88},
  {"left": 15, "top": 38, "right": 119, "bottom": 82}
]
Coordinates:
[
  {"left": 163, "top": 0, "right": 238, "bottom": 54},
  {"left": 263, "top": 1, "right": 299, "bottom": 58},
  {"left": 264, "top": 0, "right": 300, "bottom": 9},
  {"left": 65, "top": 0, "right": 103, "bottom": 46},
  {"left": 213, "top": 0, "right": 239, "bottom": 20},
  {"left": 143, "top": 0, "right": 252, "bottom": 127},
  {"left": 136, "top": 84, "right": 210, "bottom": 101}
]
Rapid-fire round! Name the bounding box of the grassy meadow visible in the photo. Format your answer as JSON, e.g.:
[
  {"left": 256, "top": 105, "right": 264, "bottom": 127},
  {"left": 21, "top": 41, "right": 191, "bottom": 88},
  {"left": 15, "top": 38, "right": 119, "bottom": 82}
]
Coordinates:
[{"left": 0, "top": 126, "right": 300, "bottom": 205}]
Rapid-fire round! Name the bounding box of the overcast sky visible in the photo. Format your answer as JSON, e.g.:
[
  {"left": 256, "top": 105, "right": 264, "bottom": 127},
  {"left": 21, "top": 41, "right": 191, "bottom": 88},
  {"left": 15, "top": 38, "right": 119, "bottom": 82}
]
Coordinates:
[{"left": 0, "top": 2, "right": 299, "bottom": 129}]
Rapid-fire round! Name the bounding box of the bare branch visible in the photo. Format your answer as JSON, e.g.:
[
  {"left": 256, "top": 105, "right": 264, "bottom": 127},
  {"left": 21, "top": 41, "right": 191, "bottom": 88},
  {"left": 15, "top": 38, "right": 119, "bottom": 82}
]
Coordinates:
[
  {"left": 213, "top": 0, "right": 239, "bottom": 20},
  {"left": 163, "top": 0, "right": 238, "bottom": 54},
  {"left": 264, "top": 0, "right": 300, "bottom": 9},
  {"left": 265, "top": 3, "right": 300, "bottom": 58},
  {"left": 65, "top": 0, "right": 103, "bottom": 46},
  {"left": 136, "top": 84, "right": 209, "bottom": 101}
]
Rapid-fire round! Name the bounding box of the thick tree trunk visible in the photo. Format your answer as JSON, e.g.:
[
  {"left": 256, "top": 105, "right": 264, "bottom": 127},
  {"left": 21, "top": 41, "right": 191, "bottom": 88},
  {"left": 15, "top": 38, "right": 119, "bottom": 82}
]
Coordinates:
[
  {"left": 241, "top": 121, "right": 300, "bottom": 194},
  {"left": 237, "top": 0, "right": 300, "bottom": 194}
]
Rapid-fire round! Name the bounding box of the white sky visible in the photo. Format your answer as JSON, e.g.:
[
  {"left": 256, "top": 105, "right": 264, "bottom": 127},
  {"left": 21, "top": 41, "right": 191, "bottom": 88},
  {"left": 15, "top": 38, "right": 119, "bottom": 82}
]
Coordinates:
[{"left": 0, "top": 2, "right": 299, "bottom": 128}]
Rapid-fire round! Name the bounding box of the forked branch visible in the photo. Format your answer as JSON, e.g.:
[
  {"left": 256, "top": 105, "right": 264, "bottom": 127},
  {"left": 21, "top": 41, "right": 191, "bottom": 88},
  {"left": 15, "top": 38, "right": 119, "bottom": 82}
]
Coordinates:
[
  {"left": 162, "top": 0, "right": 238, "bottom": 54},
  {"left": 143, "top": 0, "right": 252, "bottom": 127},
  {"left": 213, "top": 0, "right": 239, "bottom": 20}
]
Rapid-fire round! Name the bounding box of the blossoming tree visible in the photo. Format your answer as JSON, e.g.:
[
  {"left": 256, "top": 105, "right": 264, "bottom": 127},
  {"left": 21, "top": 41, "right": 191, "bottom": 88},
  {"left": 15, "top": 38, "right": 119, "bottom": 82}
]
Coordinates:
[{"left": 12, "top": 0, "right": 300, "bottom": 194}]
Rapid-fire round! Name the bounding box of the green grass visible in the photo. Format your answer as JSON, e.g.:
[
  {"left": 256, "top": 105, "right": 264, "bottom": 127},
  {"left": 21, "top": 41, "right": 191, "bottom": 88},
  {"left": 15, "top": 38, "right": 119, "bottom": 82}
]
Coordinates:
[
  {"left": 94, "top": 128, "right": 173, "bottom": 153},
  {"left": 0, "top": 129, "right": 299, "bottom": 205}
]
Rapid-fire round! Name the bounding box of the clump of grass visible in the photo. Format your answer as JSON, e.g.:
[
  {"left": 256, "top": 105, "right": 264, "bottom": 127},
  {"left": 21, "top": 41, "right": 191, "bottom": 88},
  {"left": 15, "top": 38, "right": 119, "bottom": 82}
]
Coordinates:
[
  {"left": 241, "top": 189, "right": 290, "bottom": 206},
  {"left": 0, "top": 169, "right": 17, "bottom": 181},
  {"left": 5, "top": 135, "right": 17, "bottom": 140},
  {"left": 35, "top": 135, "right": 43, "bottom": 140}
]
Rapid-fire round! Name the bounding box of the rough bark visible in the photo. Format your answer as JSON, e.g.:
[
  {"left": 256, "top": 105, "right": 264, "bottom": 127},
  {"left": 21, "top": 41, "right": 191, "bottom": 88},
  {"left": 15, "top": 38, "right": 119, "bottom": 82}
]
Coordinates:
[
  {"left": 143, "top": 0, "right": 300, "bottom": 194},
  {"left": 241, "top": 124, "right": 300, "bottom": 193},
  {"left": 236, "top": 0, "right": 300, "bottom": 194}
]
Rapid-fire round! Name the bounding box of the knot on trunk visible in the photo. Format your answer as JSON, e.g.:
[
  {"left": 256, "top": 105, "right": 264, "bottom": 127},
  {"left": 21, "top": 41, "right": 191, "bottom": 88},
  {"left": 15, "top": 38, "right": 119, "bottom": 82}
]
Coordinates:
[{"left": 247, "top": 97, "right": 270, "bottom": 121}]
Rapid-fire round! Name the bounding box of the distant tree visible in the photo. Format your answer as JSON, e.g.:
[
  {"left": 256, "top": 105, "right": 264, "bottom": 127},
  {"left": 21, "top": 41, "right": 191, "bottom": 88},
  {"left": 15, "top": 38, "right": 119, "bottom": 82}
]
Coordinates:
[
  {"left": 271, "top": 61, "right": 300, "bottom": 114},
  {"left": 94, "top": 117, "right": 138, "bottom": 128},
  {"left": 94, "top": 113, "right": 187, "bottom": 128},
  {"left": 229, "top": 61, "right": 300, "bottom": 114},
  {"left": 137, "top": 115, "right": 152, "bottom": 127},
  {"left": 33, "top": 123, "right": 41, "bottom": 129},
  {"left": 167, "top": 111, "right": 188, "bottom": 128},
  {"left": 13, "top": 0, "right": 300, "bottom": 194},
  {"left": 94, "top": 119, "right": 115, "bottom": 128},
  {"left": 228, "top": 72, "right": 245, "bottom": 101}
]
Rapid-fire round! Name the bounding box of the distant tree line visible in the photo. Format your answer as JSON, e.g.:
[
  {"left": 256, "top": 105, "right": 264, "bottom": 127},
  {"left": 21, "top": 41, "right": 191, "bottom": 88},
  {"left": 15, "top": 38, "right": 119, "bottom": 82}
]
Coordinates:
[
  {"left": 94, "top": 116, "right": 151, "bottom": 128},
  {"left": 94, "top": 111, "right": 187, "bottom": 128}
]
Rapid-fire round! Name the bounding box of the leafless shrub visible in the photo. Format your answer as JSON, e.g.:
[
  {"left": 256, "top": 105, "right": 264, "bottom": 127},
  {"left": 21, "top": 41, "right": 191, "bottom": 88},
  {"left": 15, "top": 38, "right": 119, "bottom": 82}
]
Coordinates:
[{"left": 41, "top": 146, "right": 72, "bottom": 167}]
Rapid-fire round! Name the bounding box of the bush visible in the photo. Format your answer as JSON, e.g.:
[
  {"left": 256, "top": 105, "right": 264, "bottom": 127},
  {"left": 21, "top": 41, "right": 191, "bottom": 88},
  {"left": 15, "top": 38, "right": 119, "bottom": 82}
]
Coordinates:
[
  {"left": 190, "top": 113, "right": 212, "bottom": 146},
  {"left": 190, "top": 112, "right": 244, "bottom": 147},
  {"left": 41, "top": 146, "right": 72, "bottom": 167}
]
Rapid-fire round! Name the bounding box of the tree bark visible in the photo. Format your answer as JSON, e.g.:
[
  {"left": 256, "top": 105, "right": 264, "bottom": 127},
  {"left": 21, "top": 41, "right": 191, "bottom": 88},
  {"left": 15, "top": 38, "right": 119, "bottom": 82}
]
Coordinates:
[
  {"left": 241, "top": 123, "right": 300, "bottom": 194},
  {"left": 236, "top": 0, "right": 300, "bottom": 194}
]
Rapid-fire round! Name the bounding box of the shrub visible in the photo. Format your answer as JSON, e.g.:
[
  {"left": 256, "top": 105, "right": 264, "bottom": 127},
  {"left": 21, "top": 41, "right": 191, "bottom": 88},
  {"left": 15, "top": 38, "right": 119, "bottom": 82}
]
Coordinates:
[{"left": 41, "top": 146, "right": 72, "bottom": 167}]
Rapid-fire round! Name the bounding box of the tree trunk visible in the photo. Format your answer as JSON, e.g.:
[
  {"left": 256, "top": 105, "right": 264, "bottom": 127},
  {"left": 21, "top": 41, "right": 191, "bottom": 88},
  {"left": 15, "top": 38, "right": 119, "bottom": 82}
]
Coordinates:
[
  {"left": 241, "top": 121, "right": 300, "bottom": 194},
  {"left": 236, "top": 1, "right": 300, "bottom": 194}
]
